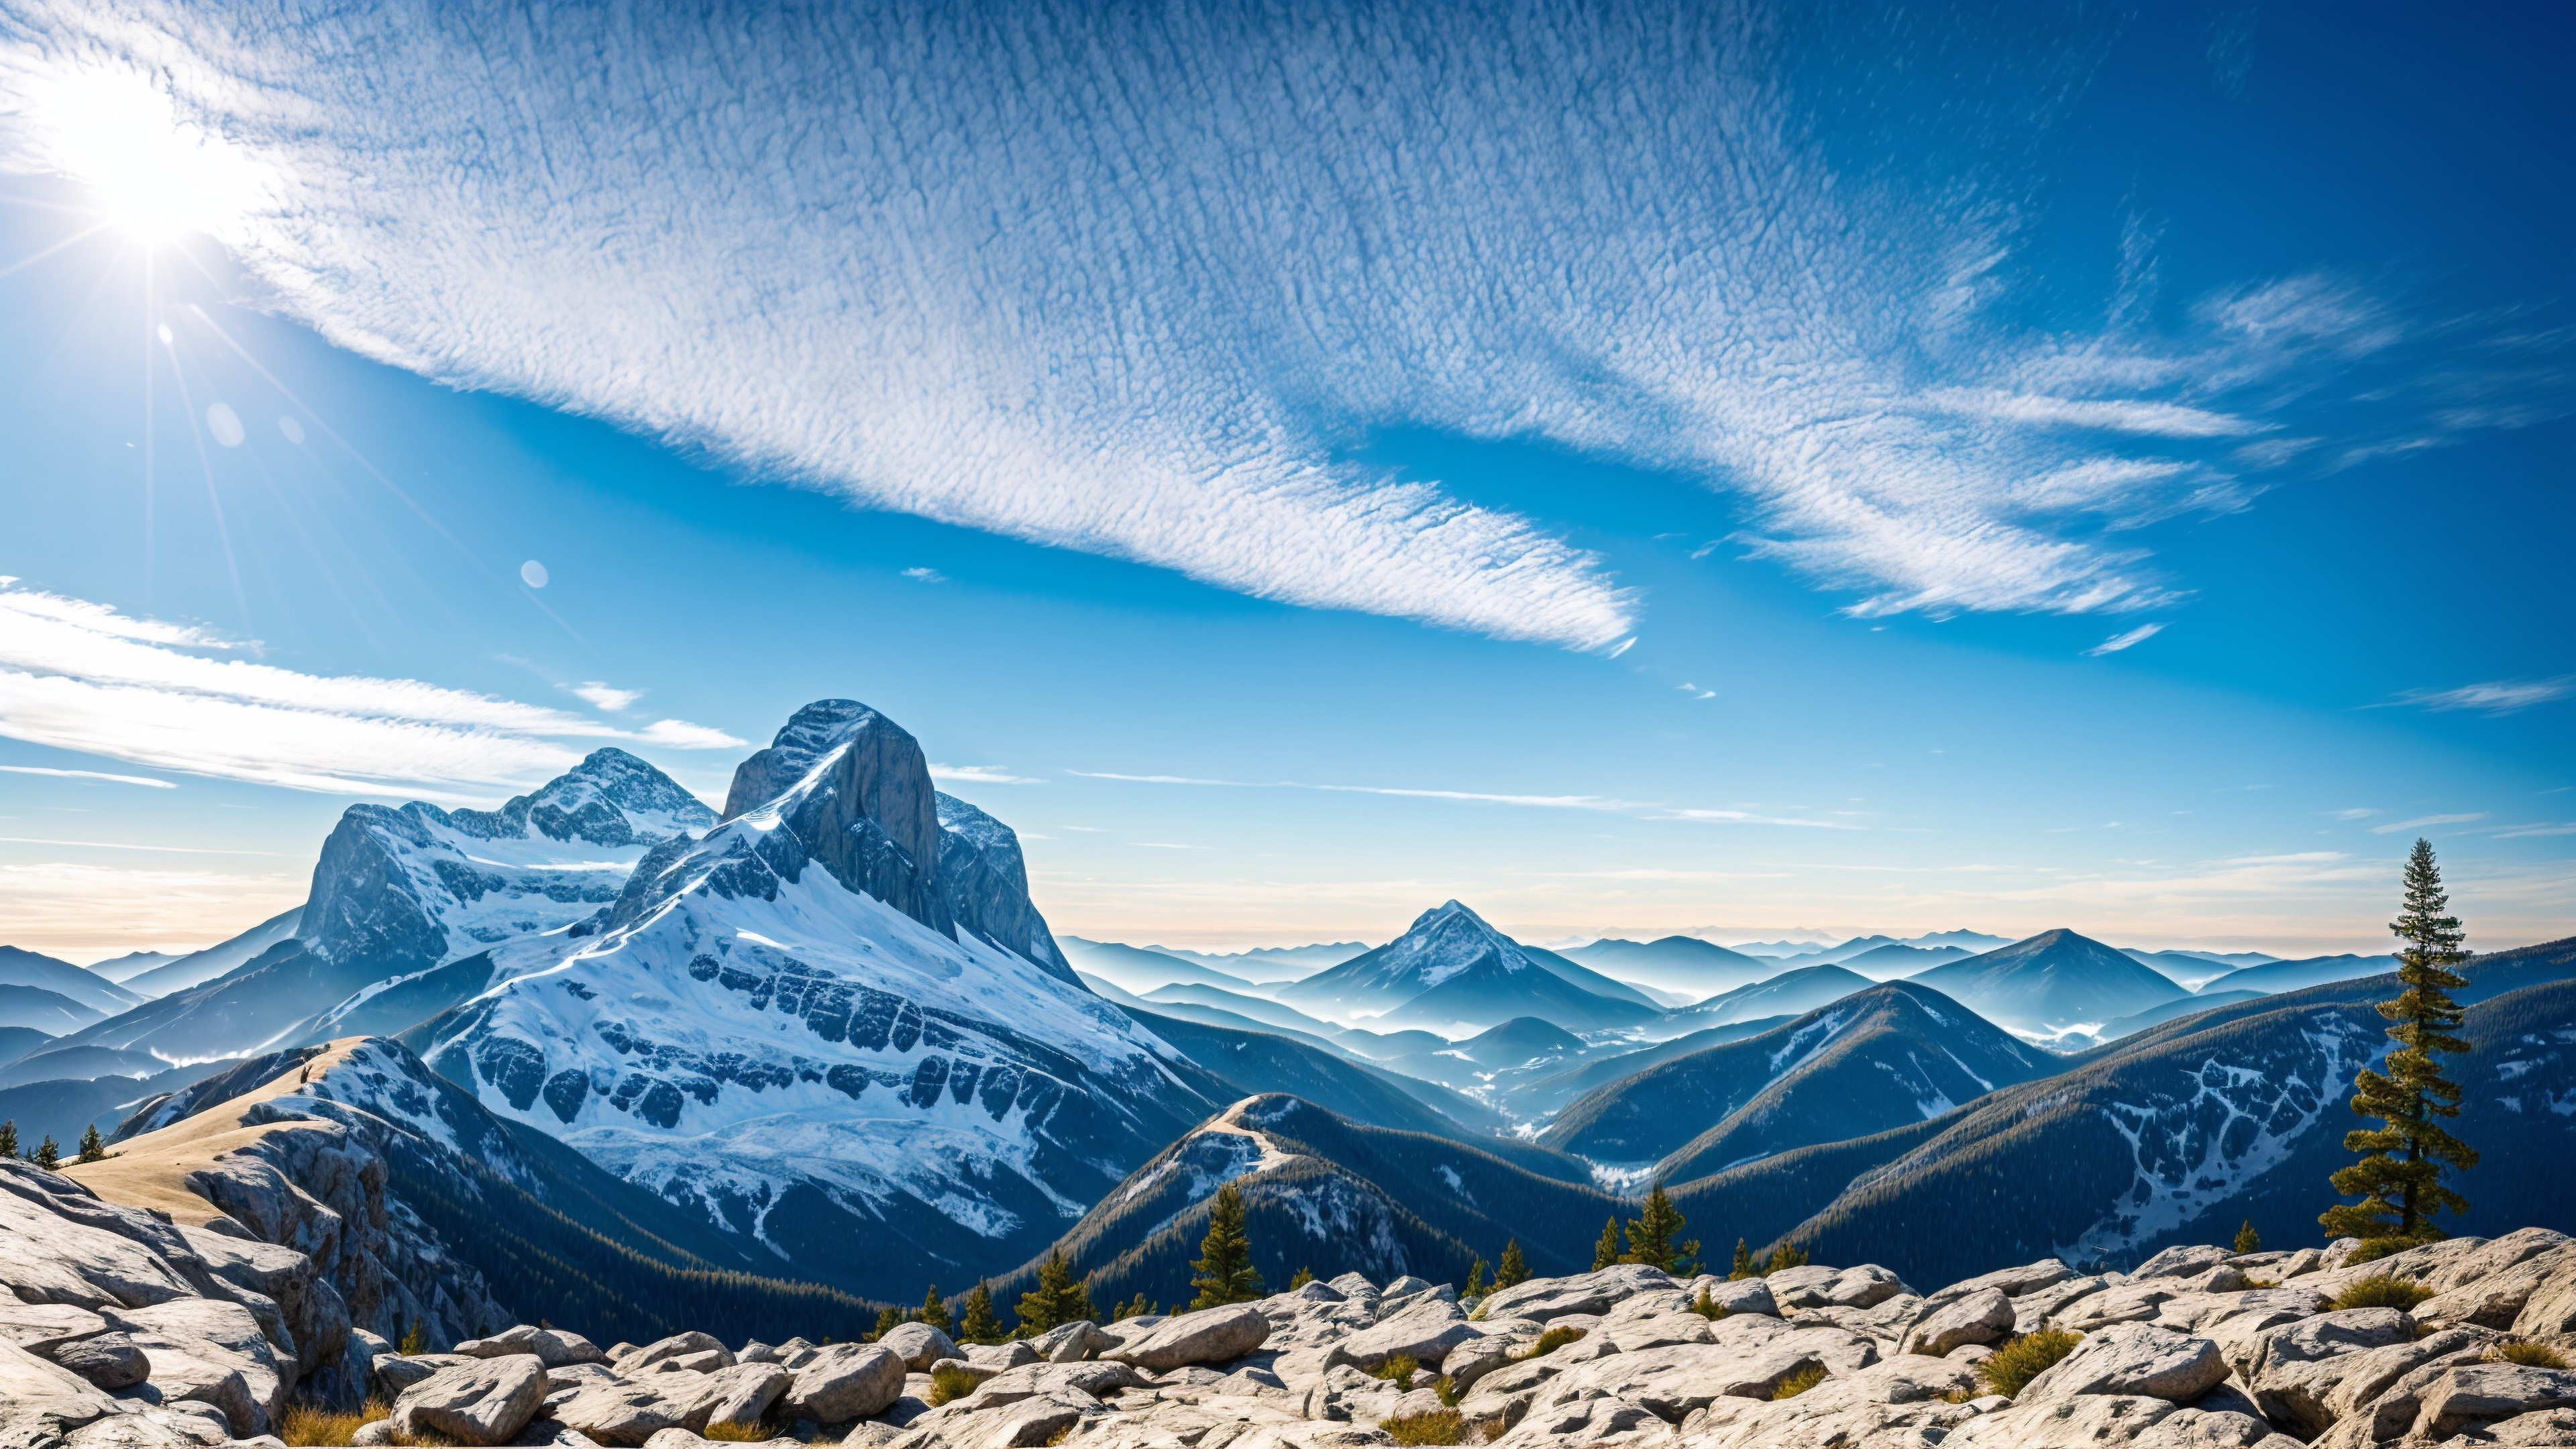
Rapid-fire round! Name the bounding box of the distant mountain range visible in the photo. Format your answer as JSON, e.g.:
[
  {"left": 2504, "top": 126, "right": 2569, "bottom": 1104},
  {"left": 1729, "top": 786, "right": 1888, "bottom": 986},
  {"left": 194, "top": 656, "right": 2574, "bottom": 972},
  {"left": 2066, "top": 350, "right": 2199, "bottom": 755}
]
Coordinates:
[
  {"left": 1143, "top": 941, "right": 1368, "bottom": 979},
  {"left": 1904, "top": 928, "right": 2186, "bottom": 1036},
  {"left": 1558, "top": 935, "right": 1772, "bottom": 996}
]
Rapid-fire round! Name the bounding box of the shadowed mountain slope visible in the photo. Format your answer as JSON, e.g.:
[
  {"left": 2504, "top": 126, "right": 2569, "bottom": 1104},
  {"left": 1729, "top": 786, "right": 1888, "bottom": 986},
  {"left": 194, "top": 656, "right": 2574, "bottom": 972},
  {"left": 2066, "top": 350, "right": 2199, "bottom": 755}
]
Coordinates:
[{"left": 1906, "top": 928, "right": 2185, "bottom": 1034}]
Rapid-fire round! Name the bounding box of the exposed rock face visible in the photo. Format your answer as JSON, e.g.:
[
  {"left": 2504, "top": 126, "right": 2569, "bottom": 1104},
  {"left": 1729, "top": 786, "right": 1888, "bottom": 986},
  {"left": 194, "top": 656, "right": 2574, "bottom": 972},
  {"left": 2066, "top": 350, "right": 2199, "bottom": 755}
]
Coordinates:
[{"left": 390, "top": 1356, "right": 550, "bottom": 1445}]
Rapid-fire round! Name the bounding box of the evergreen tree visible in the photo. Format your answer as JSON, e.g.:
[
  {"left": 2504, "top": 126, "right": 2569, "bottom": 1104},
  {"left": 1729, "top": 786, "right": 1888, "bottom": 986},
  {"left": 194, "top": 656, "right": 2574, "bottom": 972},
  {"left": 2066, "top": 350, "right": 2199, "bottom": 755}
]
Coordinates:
[
  {"left": 0, "top": 1120, "right": 17, "bottom": 1160},
  {"left": 2322, "top": 839, "right": 2479, "bottom": 1244},
  {"left": 1462, "top": 1257, "right": 1487, "bottom": 1300},
  {"left": 1766, "top": 1242, "right": 1809, "bottom": 1273},
  {"left": 1289, "top": 1267, "right": 1314, "bottom": 1290},
  {"left": 398, "top": 1320, "right": 427, "bottom": 1356},
  {"left": 957, "top": 1283, "right": 1004, "bottom": 1344},
  {"left": 1678, "top": 1238, "right": 1701, "bottom": 1277},
  {"left": 34, "top": 1135, "right": 59, "bottom": 1170},
  {"left": 2233, "top": 1220, "right": 2261, "bottom": 1254},
  {"left": 918, "top": 1285, "right": 951, "bottom": 1335},
  {"left": 1189, "top": 1183, "right": 1265, "bottom": 1308},
  {"left": 77, "top": 1124, "right": 107, "bottom": 1164},
  {"left": 1591, "top": 1218, "right": 1621, "bottom": 1271},
  {"left": 1014, "top": 1249, "right": 1096, "bottom": 1336},
  {"left": 1623, "top": 1186, "right": 1686, "bottom": 1271},
  {"left": 871, "top": 1306, "right": 905, "bottom": 1340},
  {"left": 1495, "top": 1240, "right": 1529, "bottom": 1289},
  {"left": 1728, "top": 1238, "right": 1757, "bottom": 1281},
  {"left": 1116, "top": 1292, "right": 1153, "bottom": 1321}
]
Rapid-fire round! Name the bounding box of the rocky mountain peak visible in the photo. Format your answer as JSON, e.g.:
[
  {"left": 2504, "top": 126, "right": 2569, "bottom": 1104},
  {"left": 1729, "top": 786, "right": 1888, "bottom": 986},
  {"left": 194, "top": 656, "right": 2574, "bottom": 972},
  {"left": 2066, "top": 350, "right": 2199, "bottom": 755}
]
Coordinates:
[
  {"left": 720, "top": 698, "right": 887, "bottom": 820},
  {"left": 447, "top": 747, "right": 714, "bottom": 847}
]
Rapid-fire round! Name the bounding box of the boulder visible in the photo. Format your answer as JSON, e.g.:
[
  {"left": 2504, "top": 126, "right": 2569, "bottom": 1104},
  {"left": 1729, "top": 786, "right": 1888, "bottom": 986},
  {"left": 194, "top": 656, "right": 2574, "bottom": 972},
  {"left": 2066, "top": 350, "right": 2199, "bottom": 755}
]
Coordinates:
[
  {"left": 777, "top": 1344, "right": 905, "bottom": 1424},
  {"left": 2520, "top": 1256, "right": 2576, "bottom": 1338},
  {"left": 2410, "top": 1364, "right": 2576, "bottom": 1441},
  {"left": 1328, "top": 1299, "right": 1478, "bottom": 1372},
  {"left": 1698, "top": 1279, "right": 1780, "bottom": 1318},
  {"left": 116, "top": 1298, "right": 284, "bottom": 1437},
  {"left": 1928, "top": 1259, "right": 2078, "bottom": 1307},
  {"left": 1677, "top": 1356, "right": 1983, "bottom": 1449},
  {"left": 1534, "top": 1327, "right": 1876, "bottom": 1420},
  {"left": 1029, "top": 1321, "right": 1112, "bottom": 1364},
  {"left": 1764, "top": 1263, "right": 1909, "bottom": 1310},
  {"left": 0, "top": 1301, "right": 114, "bottom": 1356},
  {"left": 1903, "top": 1288, "right": 2016, "bottom": 1356},
  {"left": 557, "top": 1377, "right": 719, "bottom": 1445},
  {"left": 1491, "top": 1391, "right": 1680, "bottom": 1446},
  {"left": 2420, "top": 1245, "right": 2576, "bottom": 1329},
  {"left": 1103, "top": 1303, "right": 1270, "bottom": 1373},
  {"left": 620, "top": 1333, "right": 730, "bottom": 1374},
  {"left": 873, "top": 1322, "right": 961, "bottom": 1373},
  {"left": 376, "top": 1354, "right": 472, "bottom": 1396},
  {"left": 961, "top": 1391, "right": 1095, "bottom": 1446},
  {"left": 55, "top": 1333, "right": 153, "bottom": 1389},
  {"left": 2241, "top": 1307, "right": 2412, "bottom": 1386},
  {"left": 1949, "top": 1393, "right": 2192, "bottom": 1446},
  {"left": 2248, "top": 1325, "right": 2492, "bottom": 1438},
  {"left": 2131, "top": 1246, "right": 2235, "bottom": 1283},
  {"left": 1604, "top": 1314, "right": 1717, "bottom": 1354},
  {"left": 962, "top": 1360, "right": 1151, "bottom": 1411},
  {"left": 1478, "top": 1265, "right": 1676, "bottom": 1323},
  {"left": 391, "top": 1355, "right": 550, "bottom": 1445},
  {"left": 457, "top": 1325, "right": 609, "bottom": 1368},
  {"left": 2019, "top": 1322, "right": 2229, "bottom": 1405},
  {"left": 0, "top": 1339, "right": 121, "bottom": 1446},
  {"left": 700, "top": 1362, "right": 791, "bottom": 1432},
  {"left": 2487, "top": 1408, "right": 2576, "bottom": 1446}
]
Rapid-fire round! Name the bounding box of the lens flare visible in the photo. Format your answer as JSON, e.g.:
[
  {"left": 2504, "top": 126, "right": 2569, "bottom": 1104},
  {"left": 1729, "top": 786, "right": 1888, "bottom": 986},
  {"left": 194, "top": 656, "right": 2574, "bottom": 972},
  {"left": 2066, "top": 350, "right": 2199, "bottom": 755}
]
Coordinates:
[{"left": 14, "top": 67, "right": 270, "bottom": 243}]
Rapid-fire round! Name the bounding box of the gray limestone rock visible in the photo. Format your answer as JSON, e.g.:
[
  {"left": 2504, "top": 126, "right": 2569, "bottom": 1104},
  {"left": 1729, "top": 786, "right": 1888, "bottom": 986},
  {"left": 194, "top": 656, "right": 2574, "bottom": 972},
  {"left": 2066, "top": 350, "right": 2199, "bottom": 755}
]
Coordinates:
[
  {"left": 391, "top": 1355, "right": 550, "bottom": 1446},
  {"left": 2017, "top": 1322, "right": 2228, "bottom": 1405},
  {"left": 1902, "top": 1288, "right": 2016, "bottom": 1356},
  {"left": 777, "top": 1344, "right": 906, "bottom": 1424},
  {"left": 1103, "top": 1303, "right": 1270, "bottom": 1373},
  {"left": 873, "top": 1324, "right": 961, "bottom": 1374},
  {"left": 1326, "top": 1299, "right": 1477, "bottom": 1372},
  {"left": 54, "top": 1334, "right": 153, "bottom": 1390},
  {"left": 1477, "top": 1265, "right": 1676, "bottom": 1324}
]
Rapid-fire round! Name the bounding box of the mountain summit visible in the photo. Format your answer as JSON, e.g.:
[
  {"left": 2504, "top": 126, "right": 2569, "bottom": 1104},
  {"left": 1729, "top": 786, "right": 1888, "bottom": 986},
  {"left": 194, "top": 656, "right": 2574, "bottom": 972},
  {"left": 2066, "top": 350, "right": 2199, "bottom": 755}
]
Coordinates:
[
  {"left": 1279, "top": 900, "right": 1658, "bottom": 1032},
  {"left": 1907, "top": 927, "right": 2184, "bottom": 1036}
]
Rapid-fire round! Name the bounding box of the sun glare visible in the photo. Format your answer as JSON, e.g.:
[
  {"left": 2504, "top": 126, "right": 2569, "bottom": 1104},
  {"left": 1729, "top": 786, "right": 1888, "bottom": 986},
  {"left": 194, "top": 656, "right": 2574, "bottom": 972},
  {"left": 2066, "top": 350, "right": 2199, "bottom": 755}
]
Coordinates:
[{"left": 24, "top": 67, "right": 268, "bottom": 244}]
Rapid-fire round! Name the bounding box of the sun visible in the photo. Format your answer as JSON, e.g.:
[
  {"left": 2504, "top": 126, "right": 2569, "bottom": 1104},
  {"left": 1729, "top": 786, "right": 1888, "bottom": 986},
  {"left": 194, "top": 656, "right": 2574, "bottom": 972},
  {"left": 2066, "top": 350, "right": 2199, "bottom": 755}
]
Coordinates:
[{"left": 21, "top": 66, "right": 269, "bottom": 244}]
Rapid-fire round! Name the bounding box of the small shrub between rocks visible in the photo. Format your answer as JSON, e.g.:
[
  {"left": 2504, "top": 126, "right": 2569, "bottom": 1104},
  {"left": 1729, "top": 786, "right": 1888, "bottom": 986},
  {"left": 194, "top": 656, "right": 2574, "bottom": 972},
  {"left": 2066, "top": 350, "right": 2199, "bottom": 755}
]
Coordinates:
[
  {"left": 1939, "top": 1387, "right": 1974, "bottom": 1405},
  {"left": 1523, "top": 1326, "right": 1586, "bottom": 1359},
  {"left": 1978, "top": 1330, "right": 2083, "bottom": 1397},
  {"left": 1690, "top": 1286, "right": 1729, "bottom": 1322},
  {"left": 1383, "top": 1409, "right": 1465, "bottom": 1446},
  {"left": 1431, "top": 1373, "right": 1460, "bottom": 1407},
  {"left": 280, "top": 1401, "right": 390, "bottom": 1447},
  {"left": 702, "top": 1423, "right": 778, "bottom": 1442},
  {"left": 2492, "top": 1340, "right": 2570, "bottom": 1369},
  {"left": 928, "top": 1363, "right": 983, "bottom": 1406},
  {"left": 1371, "top": 1354, "right": 1421, "bottom": 1390},
  {"left": 2330, "top": 1275, "right": 2432, "bottom": 1311},
  {"left": 1771, "top": 1364, "right": 1827, "bottom": 1400}
]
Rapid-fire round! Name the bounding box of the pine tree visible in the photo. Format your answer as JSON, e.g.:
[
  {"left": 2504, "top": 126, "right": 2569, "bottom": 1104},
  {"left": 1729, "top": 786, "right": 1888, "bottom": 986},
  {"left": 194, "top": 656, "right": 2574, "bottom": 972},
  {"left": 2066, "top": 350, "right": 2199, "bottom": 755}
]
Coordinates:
[
  {"left": 871, "top": 1306, "right": 904, "bottom": 1340},
  {"left": 1623, "top": 1187, "right": 1686, "bottom": 1271},
  {"left": 0, "top": 1120, "right": 17, "bottom": 1160},
  {"left": 2233, "top": 1220, "right": 2261, "bottom": 1254},
  {"left": 1728, "top": 1238, "right": 1757, "bottom": 1281},
  {"left": 1116, "top": 1292, "right": 1153, "bottom": 1321},
  {"left": 1678, "top": 1238, "right": 1702, "bottom": 1277},
  {"left": 1591, "top": 1218, "right": 1621, "bottom": 1271},
  {"left": 1766, "top": 1242, "right": 1809, "bottom": 1273},
  {"left": 957, "top": 1283, "right": 1004, "bottom": 1344},
  {"left": 2322, "top": 839, "right": 2479, "bottom": 1245},
  {"left": 918, "top": 1285, "right": 951, "bottom": 1335},
  {"left": 1289, "top": 1267, "right": 1315, "bottom": 1290},
  {"left": 34, "top": 1135, "right": 59, "bottom": 1170},
  {"left": 1495, "top": 1240, "right": 1529, "bottom": 1289},
  {"left": 1189, "top": 1183, "right": 1265, "bottom": 1308},
  {"left": 1014, "top": 1249, "right": 1096, "bottom": 1336},
  {"left": 398, "top": 1320, "right": 427, "bottom": 1356},
  {"left": 77, "top": 1124, "right": 107, "bottom": 1164},
  {"left": 1463, "top": 1257, "right": 1487, "bottom": 1301}
]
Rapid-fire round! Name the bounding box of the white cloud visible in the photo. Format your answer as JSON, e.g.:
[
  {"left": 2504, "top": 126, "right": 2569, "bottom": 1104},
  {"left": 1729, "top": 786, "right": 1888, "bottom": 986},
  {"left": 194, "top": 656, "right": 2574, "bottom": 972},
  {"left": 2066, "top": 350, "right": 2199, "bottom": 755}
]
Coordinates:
[
  {"left": 901, "top": 568, "right": 947, "bottom": 584},
  {"left": 2386, "top": 677, "right": 2575, "bottom": 716},
  {"left": 0, "top": 582, "right": 742, "bottom": 797},
  {"left": 2084, "top": 623, "right": 2165, "bottom": 656},
  {"left": 0, "top": 763, "right": 176, "bottom": 788},
  {"left": 2369, "top": 812, "right": 2487, "bottom": 835},
  {"left": 571, "top": 681, "right": 644, "bottom": 711},
  {"left": 929, "top": 763, "right": 1044, "bottom": 785},
  {"left": 0, "top": 7, "right": 2553, "bottom": 643}
]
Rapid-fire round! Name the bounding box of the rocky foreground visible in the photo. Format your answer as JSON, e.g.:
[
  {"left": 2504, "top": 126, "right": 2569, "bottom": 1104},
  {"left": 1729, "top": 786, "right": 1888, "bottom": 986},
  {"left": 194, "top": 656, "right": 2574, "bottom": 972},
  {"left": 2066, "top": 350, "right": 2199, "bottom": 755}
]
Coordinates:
[{"left": 9, "top": 1145, "right": 2576, "bottom": 1449}]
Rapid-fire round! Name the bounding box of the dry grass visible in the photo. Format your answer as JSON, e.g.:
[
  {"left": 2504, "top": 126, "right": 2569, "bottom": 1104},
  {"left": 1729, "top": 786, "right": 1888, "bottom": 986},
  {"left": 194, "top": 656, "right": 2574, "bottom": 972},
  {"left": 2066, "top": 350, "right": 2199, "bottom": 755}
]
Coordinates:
[
  {"left": 1520, "top": 1326, "right": 1586, "bottom": 1360},
  {"left": 2492, "top": 1340, "right": 2570, "bottom": 1369},
  {"left": 1370, "top": 1354, "right": 1421, "bottom": 1390},
  {"left": 1939, "top": 1387, "right": 1976, "bottom": 1405},
  {"left": 1383, "top": 1409, "right": 1465, "bottom": 1446},
  {"left": 1770, "top": 1364, "right": 1827, "bottom": 1401},
  {"left": 279, "top": 1400, "right": 394, "bottom": 1447},
  {"left": 702, "top": 1422, "right": 781, "bottom": 1442},
  {"left": 1977, "top": 1331, "right": 2083, "bottom": 1398},
  {"left": 927, "top": 1364, "right": 983, "bottom": 1406},
  {"left": 2330, "top": 1275, "right": 2432, "bottom": 1312}
]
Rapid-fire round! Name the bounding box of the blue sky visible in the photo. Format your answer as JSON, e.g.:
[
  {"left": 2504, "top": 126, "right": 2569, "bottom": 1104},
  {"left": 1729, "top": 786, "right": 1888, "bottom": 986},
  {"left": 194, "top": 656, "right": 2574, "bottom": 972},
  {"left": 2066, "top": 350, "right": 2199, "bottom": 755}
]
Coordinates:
[{"left": 0, "top": 0, "right": 2567, "bottom": 963}]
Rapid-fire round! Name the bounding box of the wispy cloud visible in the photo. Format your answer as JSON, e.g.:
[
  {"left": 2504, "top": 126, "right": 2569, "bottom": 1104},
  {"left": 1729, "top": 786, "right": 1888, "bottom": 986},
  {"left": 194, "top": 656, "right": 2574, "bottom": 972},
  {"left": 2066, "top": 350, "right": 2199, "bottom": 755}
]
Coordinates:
[
  {"left": 570, "top": 682, "right": 643, "bottom": 712},
  {"left": 0, "top": 582, "right": 740, "bottom": 797},
  {"left": 1067, "top": 768, "right": 1851, "bottom": 828},
  {"left": 901, "top": 568, "right": 947, "bottom": 584},
  {"left": 1, "top": 5, "right": 2554, "bottom": 646},
  {"left": 2368, "top": 812, "right": 2487, "bottom": 835},
  {"left": 930, "top": 763, "right": 1044, "bottom": 786},
  {"left": 2384, "top": 677, "right": 2575, "bottom": 716},
  {"left": 2084, "top": 623, "right": 2165, "bottom": 656},
  {"left": 0, "top": 763, "right": 176, "bottom": 788}
]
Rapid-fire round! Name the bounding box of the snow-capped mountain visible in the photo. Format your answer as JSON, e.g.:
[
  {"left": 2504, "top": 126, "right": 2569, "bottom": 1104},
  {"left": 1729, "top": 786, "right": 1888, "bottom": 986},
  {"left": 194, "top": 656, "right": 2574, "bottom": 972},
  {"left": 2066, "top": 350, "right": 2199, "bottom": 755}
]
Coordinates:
[
  {"left": 23, "top": 750, "right": 712, "bottom": 1069},
  {"left": 1278, "top": 900, "right": 1660, "bottom": 1032},
  {"left": 398, "top": 700, "right": 1207, "bottom": 1298}
]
